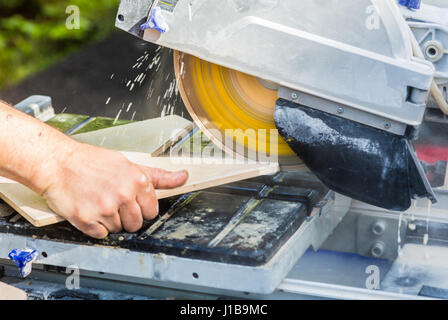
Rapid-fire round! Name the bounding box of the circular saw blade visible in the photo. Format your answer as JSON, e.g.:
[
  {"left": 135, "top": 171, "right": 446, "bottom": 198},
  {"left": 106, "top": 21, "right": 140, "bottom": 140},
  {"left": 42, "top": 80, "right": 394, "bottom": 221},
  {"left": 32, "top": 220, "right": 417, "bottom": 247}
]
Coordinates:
[{"left": 174, "top": 51, "right": 302, "bottom": 167}]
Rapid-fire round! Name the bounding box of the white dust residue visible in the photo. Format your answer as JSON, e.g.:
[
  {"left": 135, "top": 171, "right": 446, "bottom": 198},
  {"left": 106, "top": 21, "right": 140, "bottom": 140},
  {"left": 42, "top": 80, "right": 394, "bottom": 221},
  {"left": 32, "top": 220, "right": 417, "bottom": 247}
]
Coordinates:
[
  {"left": 305, "top": 112, "right": 378, "bottom": 153},
  {"left": 224, "top": 203, "right": 298, "bottom": 249},
  {"left": 232, "top": 223, "right": 267, "bottom": 247},
  {"left": 284, "top": 110, "right": 380, "bottom": 155},
  {"left": 161, "top": 222, "right": 198, "bottom": 240}
]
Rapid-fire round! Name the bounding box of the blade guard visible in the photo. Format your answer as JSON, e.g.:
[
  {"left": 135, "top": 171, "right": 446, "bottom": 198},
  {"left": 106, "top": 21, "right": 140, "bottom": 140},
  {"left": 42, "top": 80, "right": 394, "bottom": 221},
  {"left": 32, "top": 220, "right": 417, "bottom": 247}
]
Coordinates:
[{"left": 274, "top": 99, "right": 436, "bottom": 211}]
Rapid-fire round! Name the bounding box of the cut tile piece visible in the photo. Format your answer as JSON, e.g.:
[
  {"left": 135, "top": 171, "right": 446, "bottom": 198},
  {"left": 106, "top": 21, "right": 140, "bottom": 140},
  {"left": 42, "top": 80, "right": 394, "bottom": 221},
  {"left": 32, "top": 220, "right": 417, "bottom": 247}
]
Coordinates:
[
  {"left": 46, "top": 114, "right": 90, "bottom": 133},
  {"left": 0, "top": 152, "right": 279, "bottom": 228},
  {"left": 72, "top": 115, "right": 193, "bottom": 156},
  {"left": 125, "top": 153, "right": 280, "bottom": 199},
  {"left": 0, "top": 179, "right": 65, "bottom": 226},
  {"left": 0, "top": 282, "right": 27, "bottom": 300}
]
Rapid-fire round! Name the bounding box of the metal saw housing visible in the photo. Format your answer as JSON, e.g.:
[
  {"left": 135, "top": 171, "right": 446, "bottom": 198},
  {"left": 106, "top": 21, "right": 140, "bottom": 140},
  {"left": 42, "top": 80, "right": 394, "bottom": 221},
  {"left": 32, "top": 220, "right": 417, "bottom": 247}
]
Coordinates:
[{"left": 116, "top": 0, "right": 435, "bottom": 132}]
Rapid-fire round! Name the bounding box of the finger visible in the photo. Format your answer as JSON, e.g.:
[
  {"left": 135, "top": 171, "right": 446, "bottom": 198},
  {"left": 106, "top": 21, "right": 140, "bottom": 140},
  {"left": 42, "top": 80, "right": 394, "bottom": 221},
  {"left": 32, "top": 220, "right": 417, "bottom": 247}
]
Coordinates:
[
  {"left": 46, "top": 202, "right": 109, "bottom": 239},
  {"left": 118, "top": 201, "right": 143, "bottom": 233},
  {"left": 100, "top": 212, "right": 123, "bottom": 234},
  {"left": 141, "top": 167, "right": 189, "bottom": 189},
  {"left": 81, "top": 222, "right": 109, "bottom": 239},
  {"left": 136, "top": 183, "right": 159, "bottom": 220}
]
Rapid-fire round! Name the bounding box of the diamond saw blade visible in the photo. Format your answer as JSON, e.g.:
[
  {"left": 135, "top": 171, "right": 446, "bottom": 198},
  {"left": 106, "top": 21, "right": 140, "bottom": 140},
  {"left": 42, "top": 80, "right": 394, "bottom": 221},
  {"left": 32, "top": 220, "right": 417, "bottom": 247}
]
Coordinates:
[{"left": 173, "top": 51, "right": 302, "bottom": 168}]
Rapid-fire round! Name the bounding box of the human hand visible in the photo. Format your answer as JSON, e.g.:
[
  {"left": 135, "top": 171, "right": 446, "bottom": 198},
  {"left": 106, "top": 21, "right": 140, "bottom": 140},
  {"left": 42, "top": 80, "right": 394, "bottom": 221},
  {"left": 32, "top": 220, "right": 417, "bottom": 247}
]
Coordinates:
[{"left": 41, "top": 142, "right": 188, "bottom": 239}]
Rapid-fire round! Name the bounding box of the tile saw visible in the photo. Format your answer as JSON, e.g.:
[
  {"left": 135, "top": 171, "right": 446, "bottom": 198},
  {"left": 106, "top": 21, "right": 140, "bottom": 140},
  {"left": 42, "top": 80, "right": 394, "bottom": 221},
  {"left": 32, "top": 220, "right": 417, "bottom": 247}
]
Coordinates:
[
  {"left": 115, "top": 0, "right": 448, "bottom": 211},
  {"left": 2, "top": 0, "right": 448, "bottom": 299}
]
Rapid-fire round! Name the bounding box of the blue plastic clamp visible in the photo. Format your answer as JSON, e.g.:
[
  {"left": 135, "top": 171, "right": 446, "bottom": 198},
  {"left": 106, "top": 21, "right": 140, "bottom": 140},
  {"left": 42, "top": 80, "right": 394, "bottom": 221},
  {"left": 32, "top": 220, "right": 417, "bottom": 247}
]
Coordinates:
[
  {"left": 140, "top": 7, "right": 169, "bottom": 33},
  {"left": 8, "top": 249, "right": 39, "bottom": 278},
  {"left": 398, "top": 0, "right": 421, "bottom": 10}
]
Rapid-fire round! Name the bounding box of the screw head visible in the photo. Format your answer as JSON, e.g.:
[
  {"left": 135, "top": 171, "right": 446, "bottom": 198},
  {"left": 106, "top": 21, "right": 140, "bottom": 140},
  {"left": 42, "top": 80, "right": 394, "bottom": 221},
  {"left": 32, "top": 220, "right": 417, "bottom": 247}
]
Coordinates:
[
  {"left": 423, "top": 40, "right": 444, "bottom": 63},
  {"left": 372, "top": 221, "right": 386, "bottom": 236},
  {"left": 337, "top": 107, "right": 344, "bottom": 114},
  {"left": 384, "top": 123, "right": 391, "bottom": 130},
  {"left": 371, "top": 241, "right": 385, "bottom": 258},
  {"left": 291, "top": 93, "right": 298, "bottom": 100}
]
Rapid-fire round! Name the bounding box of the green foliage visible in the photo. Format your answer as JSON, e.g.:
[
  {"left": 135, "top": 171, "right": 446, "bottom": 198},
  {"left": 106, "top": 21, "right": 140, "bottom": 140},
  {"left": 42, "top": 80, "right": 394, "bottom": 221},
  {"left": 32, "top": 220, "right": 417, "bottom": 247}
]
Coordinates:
[{"left": 0, "top": 0, "right": 120, "bottom": 89}]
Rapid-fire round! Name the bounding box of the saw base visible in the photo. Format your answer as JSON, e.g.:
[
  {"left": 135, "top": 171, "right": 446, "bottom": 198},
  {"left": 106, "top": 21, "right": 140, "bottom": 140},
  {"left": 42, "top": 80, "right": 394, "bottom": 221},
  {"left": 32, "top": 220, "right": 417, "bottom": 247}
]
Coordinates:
[{"left": 0, "top": 170, "right": 349, "bottom": 294}]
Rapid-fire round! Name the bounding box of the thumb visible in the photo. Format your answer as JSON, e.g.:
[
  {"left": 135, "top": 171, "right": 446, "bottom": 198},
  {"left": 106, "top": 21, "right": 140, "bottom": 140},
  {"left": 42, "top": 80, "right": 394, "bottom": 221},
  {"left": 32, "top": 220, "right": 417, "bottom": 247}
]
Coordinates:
[{"left": 141, "top": 166, "right": 189, "bottom": 189}]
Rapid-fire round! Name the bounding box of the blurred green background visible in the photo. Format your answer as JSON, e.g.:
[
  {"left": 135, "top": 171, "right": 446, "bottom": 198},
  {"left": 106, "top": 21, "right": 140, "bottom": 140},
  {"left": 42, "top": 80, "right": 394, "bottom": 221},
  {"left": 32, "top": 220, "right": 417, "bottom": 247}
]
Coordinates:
[{"left": 0, "top": 0, "right": 120, "bottom": 90}]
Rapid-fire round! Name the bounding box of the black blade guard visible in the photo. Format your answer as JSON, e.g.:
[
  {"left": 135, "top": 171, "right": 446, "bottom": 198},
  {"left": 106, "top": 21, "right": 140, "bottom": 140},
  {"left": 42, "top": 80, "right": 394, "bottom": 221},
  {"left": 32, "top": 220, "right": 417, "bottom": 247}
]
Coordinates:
[{"left": 274, "top": 99, "right": 437, "bottom": 211}]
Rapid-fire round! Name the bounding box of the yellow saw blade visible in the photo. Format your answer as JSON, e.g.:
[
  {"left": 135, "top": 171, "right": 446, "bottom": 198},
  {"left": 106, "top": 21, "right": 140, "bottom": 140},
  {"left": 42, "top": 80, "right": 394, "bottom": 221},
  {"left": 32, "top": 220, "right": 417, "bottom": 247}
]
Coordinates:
[{"left": 173, "top": 51, "right": 302, "bottom": 167}]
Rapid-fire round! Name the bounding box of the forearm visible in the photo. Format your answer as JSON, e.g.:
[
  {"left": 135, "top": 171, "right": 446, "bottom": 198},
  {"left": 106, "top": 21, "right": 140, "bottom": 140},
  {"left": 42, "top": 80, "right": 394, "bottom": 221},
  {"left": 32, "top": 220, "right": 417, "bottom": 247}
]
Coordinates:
[
  {"left": 0, "top": 100, "right": 76, "bottom": 195},
  {"left": 0, "top": 100, "right": 188, "bottom": 238}
]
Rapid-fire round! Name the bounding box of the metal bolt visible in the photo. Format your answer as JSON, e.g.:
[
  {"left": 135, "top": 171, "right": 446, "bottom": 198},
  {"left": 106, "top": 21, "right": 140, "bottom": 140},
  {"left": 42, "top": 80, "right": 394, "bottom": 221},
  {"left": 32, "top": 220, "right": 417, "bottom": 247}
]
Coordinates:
[
  {"left": 384, "top": 123, "right": 391, "bottom": 130},
  {"left": 427, "top": 46, "right": 438, "bottom": 58},
  {"left": 423, "top": 40, "right": 444, "bottom": 62},
  {"left": 371, "top": 241, "right": 385, "bottom": 258},
  {"left": 291, "top": 93, "right": 298, "bottom": 100},
  {"left": 372, "top": 221, "right": 386, "bottom": 236},
  {"left": 337, "top": 107, "right": 344, "bottom": 114}
]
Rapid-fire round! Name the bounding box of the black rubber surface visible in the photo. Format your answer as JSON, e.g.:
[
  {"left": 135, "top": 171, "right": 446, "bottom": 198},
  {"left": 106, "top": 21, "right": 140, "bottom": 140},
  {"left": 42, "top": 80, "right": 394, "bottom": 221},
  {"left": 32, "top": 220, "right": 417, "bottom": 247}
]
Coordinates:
[{"left": 274, "top": 98, "right": 436, "bottom": 211}]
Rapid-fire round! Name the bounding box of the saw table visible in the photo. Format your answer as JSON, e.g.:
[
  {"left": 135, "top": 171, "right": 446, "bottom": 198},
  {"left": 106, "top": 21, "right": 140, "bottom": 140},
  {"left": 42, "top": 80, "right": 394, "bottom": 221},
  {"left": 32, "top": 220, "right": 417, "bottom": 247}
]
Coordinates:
[
  {"left": 2, "top": 103, "right": 448, "bottom": 299},
  {"left": 0, "top": 104, "right": 350, "bottom": 296},
  {"left": 3, "top": 181, "right": 448, "bottom": 299}
]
